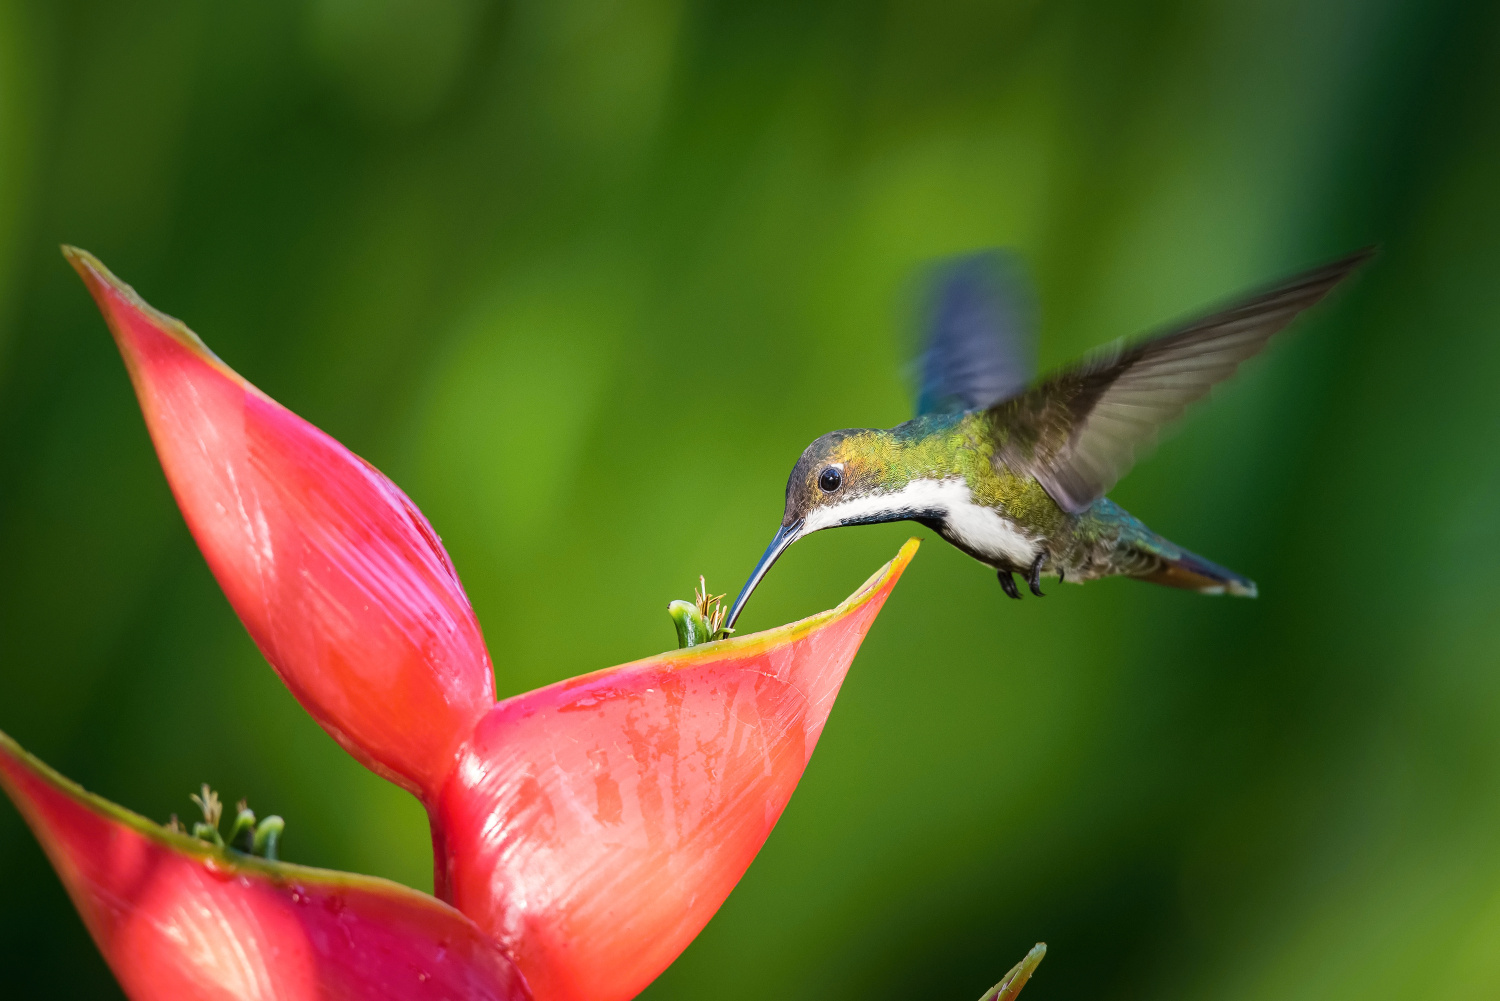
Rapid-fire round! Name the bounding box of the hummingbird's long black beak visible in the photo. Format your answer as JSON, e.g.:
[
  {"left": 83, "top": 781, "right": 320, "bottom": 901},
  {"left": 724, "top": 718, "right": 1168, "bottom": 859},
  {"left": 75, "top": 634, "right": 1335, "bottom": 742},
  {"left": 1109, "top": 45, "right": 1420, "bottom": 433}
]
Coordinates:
[{"left": 724, "top": 519, "right": 804, "bottom": 633}]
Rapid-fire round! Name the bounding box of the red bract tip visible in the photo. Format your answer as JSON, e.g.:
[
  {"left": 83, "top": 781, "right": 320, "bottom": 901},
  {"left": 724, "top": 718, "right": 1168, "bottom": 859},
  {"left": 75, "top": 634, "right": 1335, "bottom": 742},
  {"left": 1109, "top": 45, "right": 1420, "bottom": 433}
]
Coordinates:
[
  {"left": 436, "top": 542, "right": 918, "bottom": 1001},
  {"left": 0, "top": 730, "right": 529, "bottom": 1001},
  {"left": 64, "top": 247, "right": 495, "bottom": 800}
]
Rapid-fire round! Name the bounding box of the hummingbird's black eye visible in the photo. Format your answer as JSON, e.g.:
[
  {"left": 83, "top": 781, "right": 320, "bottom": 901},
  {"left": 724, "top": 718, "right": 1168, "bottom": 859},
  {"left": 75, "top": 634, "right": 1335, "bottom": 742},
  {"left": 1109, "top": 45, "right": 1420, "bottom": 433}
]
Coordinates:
[{"left": 818, "top": 466, "right": 843, "bottom": 493}]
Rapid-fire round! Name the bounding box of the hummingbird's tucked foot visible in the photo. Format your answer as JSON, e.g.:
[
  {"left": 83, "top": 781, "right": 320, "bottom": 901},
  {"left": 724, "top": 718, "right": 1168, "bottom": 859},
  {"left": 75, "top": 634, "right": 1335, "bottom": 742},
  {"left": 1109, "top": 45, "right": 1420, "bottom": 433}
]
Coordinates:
[
  {"left": 997, "top": 570, "right": 1022, "bottom": 599},
  {"left": 1027, "top": 553, "right": 1046, "bottom": 596}
]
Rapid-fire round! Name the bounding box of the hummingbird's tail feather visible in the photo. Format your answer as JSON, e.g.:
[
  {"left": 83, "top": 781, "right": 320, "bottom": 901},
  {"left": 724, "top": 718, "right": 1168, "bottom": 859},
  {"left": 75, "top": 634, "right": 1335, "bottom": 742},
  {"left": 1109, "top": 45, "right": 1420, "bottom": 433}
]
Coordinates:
[
  {"left": 1086, "top": 499, "right": 1258, "bottom": 597},
  {"left": 1137, "top": 545, "right": 1257, "bottom": 597}
]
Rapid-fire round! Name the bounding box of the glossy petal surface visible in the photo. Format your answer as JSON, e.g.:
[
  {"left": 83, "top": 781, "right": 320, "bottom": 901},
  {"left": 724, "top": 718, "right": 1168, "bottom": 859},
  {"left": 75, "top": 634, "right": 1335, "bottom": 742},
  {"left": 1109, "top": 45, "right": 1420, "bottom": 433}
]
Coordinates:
[
  {"left": 66, "top": 248, "right": 494, "bottom": 798},
  {"left": 0, "top": 730, "right": 529, "bottom": 1001},
  {"left": 436, "top": 541, "right": 918, "bottom": 1001}
]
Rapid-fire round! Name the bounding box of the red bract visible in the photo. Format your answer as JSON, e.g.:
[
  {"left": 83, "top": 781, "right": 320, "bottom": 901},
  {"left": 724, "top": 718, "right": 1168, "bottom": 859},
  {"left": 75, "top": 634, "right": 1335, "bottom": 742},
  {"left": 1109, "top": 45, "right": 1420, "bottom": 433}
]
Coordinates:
[
  {"left": 67, "top": 247, "right": 495, "bottom": 801},
  {"left": 66, "top": 248, "right": 917, "bottom": 1001},
  {"left": 0, "top": 730, "right": 529, "bottom": 1001}
]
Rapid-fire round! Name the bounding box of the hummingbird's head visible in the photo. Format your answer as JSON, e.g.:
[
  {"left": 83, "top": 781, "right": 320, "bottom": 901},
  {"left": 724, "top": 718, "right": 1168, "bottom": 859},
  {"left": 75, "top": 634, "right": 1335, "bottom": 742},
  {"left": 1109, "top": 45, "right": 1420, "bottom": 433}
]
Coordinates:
[
  {"left": 725, "top": 427, "right": 916, "bottom": 631},
  {"left": 778, "top": 428, "right": 892, "bottom": 531}
]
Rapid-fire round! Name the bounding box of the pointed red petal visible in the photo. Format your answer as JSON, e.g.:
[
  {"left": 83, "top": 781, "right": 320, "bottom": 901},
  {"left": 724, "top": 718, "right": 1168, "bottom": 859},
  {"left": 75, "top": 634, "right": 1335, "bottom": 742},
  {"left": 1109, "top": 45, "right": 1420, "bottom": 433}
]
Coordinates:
[
  {"left": 435, "top": 541, "right": 918, "bottom": 1001},
  {"left": 0, "top": 731, "right": 529, "bottom": 1001},
  {"left": 65, "top": 248, "right": 494, "bottom": 799}
]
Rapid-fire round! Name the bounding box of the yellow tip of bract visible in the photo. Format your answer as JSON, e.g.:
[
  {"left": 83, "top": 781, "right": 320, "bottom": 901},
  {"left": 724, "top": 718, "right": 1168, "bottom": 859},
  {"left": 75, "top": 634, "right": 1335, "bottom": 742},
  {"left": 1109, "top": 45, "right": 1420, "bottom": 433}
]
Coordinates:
[
  {"left": 879, "top": 537, "right": 921, "bottom": 589},
  {"left": 980, "top": 943, "right": 1047, "bottom": 1001}
]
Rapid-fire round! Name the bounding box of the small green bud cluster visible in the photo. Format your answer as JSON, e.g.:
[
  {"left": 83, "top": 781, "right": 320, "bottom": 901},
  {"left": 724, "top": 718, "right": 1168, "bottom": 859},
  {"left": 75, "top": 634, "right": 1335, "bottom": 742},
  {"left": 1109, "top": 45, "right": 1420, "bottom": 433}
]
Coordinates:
[
  {"left": 669, "top": 576, "right": 734, "bottom": 648},
  {"left": 167, "top": 782, "right": 286, "bottom": 861}
]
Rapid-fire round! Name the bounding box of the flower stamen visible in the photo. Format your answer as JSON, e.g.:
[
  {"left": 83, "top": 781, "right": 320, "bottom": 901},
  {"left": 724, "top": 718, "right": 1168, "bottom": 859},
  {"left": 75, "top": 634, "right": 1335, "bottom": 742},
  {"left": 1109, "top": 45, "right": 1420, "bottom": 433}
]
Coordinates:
[{"left": 176, "top": 784, "right": 285, "bottom": 859}]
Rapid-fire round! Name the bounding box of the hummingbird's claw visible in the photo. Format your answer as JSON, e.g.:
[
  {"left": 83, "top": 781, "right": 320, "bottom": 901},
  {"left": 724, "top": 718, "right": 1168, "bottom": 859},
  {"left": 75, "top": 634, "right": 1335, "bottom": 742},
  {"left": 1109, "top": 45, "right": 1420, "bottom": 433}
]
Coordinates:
[
  {"left": 997, "top": 570, "right": 1022, "bottom": 600},
  {"left": 1027, "top": 553, "right": 1046, "bottom": 597}
]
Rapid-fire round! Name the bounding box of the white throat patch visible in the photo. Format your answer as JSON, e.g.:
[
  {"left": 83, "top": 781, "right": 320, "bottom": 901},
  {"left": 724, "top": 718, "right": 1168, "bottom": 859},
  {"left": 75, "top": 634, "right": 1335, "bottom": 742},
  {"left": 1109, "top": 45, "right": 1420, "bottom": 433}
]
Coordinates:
[{"left": 803, "top": 477, "right": 1038, "bottom": 566}]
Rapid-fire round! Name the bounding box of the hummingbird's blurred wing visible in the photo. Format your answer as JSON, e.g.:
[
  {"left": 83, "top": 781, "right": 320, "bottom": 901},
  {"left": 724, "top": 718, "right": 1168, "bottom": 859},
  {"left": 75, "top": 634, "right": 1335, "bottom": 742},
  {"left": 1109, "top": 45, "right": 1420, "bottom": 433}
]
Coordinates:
[
  {"left": 992, "top": 248, "right": 1374, "bottom": 514},
  {"left": 914, "top": 250, "right": 1037, "bottom": 416}
]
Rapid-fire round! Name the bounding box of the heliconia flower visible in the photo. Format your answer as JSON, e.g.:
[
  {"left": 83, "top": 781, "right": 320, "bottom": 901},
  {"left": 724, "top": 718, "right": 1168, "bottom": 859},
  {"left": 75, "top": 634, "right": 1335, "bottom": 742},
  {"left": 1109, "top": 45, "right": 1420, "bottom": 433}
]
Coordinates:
[
  {"left": 0, "top": 730, "right": 530, "bottom": 1001},
  {"left": 65, "top": 247, "right": 917, "bottom": 1001}
]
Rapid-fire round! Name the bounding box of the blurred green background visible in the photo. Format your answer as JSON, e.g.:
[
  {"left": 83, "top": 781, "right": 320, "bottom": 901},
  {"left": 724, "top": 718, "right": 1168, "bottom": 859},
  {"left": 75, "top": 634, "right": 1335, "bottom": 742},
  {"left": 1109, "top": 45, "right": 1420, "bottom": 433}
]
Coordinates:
[{"left": 2, "top": 0, "right": 1499, "bottom": 998}]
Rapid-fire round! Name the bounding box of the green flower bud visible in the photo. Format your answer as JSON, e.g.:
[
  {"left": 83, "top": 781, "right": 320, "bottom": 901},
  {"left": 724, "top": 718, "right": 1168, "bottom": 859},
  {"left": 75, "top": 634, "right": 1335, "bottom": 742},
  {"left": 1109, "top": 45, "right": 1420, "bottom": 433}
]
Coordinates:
[
  {"left": 227, "top": 800, "right": 257, "bottom": 852},
  {"left": 191, "top": 821, "right": 225, "bottom": 848},
  {"left": 668, "top": 599, "right": 712, "bottom": 648},
  {"left": 253, "top": 815, "right": 285, "bottom": 861}
]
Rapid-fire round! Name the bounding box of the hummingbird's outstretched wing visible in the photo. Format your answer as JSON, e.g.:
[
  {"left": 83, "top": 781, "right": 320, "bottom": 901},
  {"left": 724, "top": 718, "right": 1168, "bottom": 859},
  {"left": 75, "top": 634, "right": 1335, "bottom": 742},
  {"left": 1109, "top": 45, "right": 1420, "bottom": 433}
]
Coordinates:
[
  {"left": 914, "top": 250, "right": 1037, "bottom": 416},
  {"left": 992, "top": 248, "right": 1374, "bottom": 514}
]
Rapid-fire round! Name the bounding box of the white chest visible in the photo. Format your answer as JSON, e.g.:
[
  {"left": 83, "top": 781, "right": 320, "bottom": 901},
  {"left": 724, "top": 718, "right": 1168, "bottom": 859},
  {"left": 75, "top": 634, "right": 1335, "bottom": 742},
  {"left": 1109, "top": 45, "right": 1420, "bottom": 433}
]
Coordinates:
[
  {"left": 940, "top": 493, "right": 1039, "bottom": 565},
  {"left": 804, "top": 477, "right": 1040, "bottom": 566}
]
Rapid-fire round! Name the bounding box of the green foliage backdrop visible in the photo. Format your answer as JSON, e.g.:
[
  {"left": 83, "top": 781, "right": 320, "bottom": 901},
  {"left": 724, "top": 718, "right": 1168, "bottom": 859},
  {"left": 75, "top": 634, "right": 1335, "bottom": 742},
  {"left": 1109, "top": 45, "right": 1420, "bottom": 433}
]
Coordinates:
[{"left": 2, "top": 0, "right": 1499, "bottom": 997}]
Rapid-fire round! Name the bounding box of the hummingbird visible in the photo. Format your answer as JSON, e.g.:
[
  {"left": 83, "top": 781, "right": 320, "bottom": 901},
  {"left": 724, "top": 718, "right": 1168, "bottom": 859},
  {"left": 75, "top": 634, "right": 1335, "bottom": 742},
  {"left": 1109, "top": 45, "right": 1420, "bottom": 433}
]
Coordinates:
[{"left": 723, "top": 247, "right": 1372, "bottom": 631}]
